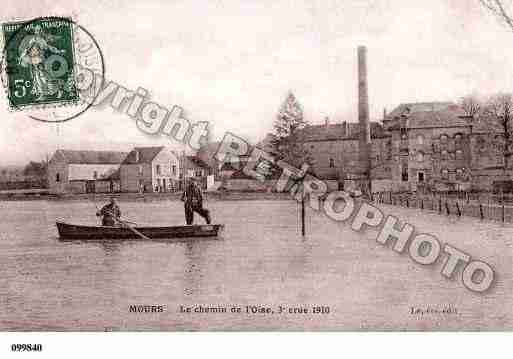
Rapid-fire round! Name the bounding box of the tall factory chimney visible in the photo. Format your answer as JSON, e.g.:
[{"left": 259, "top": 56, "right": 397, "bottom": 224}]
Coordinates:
[
  {"left": 357, "top": 46, "right": 371, "bottom": 189},
  {"left": 358, "top": 46, "right": 371, "bottom": 146}
]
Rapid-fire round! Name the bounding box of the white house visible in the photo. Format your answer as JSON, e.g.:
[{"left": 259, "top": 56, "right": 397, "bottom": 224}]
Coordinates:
[{"left": 120, "top": 146, "right": 180, "bottom": 192}]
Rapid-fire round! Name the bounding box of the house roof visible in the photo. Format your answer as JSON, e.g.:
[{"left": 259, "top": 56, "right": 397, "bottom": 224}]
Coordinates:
[
  {"left": 185, "top": 155, "right": 209, "bottom": 169},
  {"left": 56, "top": 150, "right": 128, "bottom": 164},
  {"left": 387, "top": 102, "right": 461, "bottom": 118},
  {"left": 122, "top": 146, "right": 164, "bottom": 164},
  {"left": 197, "top": 141, "right": 222, "bottom": 168},
  {"left": 384, "top": 101, "right": 470, "bottom": 130},
  {"left": 297, "top": 122, "right": 388, "bottom": 142},
  {"left": 105, "top": 168, "right": 121, "bottom": 180}
]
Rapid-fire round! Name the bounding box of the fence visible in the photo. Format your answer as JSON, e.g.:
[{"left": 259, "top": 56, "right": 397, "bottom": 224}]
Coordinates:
[
  {"left": 0, "top": 179, "right": 47, "bottom": 191},
  {"left": 374, "top": 191, "right": 513, "bottom": 223}
]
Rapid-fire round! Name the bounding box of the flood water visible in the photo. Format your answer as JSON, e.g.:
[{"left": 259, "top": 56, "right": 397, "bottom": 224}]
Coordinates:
[{"left": 0, "top": 198, "right": 512, "bottom": 331}]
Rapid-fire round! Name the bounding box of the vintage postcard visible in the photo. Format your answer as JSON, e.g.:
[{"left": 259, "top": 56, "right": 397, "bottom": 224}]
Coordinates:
[{"left": 1, "top": 0, "right": 513, "bottom": 344}]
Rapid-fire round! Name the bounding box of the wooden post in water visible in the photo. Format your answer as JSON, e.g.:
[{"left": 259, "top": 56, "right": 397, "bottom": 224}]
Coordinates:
[
  {"left": 301, "top": 196, "right": 306, "bottom": 237},
  {"left": 502, "top": 190, "right": 505, "bottom": 223}
]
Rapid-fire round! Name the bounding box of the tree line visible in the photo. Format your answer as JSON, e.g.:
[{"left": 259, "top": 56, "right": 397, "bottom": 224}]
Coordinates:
[{"left": 460, "top": 93, "right": 513, "bottom": 171}]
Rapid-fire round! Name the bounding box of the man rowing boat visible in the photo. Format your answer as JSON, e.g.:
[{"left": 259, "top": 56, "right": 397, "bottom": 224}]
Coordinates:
[
  {"left": 96, "top": 197, "right": 121, "bottom": 226},
  {"left": 181, "top": 178, "right": 211, "bottom": 225}
]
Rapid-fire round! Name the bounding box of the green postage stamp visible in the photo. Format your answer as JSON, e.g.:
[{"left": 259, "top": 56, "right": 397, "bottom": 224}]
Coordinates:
[{"left": 1, "top": 17, "right": 78, "bottom": 109}]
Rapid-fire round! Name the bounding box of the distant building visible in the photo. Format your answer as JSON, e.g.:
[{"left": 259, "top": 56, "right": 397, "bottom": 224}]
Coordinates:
[
  {"left": 383, "top": 101, "right": 513, "bottom": 192},
  {"left": 196, "top": 142, "right": 222, "bottom": 180},
  {"left": 261, "top": 100, "right": 512, "bottom": 193},
  {"left": 180, "top": 155, "right": 211, "bottom": 189},
  {"left": 120, "top": 146, "right": 180, "bottom": 193},
  {"left": 383, "top": 102, "right": 473, "bottom": 191},
  {"left": 298, "top": 120, "right": 391, "bottom": 188},
  {"left": 47, "top": 150, "right": 128, "bottom": 194}
]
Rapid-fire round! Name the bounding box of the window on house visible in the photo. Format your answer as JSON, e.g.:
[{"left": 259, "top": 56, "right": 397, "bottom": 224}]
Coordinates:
[
  {"left": 56, "top": 173, "right": 60, "bottom": 182},
  {"left": 401, "top": 163, "right": 408, "bottom": 182},
  {"left": 494, "top": 135, "right": 505, "bottom": 152},
  {"left": 441, "top": 168, "right": 449, "bottom": 180},
  {"left": 418, "top": 172, "right": 425, "bottom": 182},
  {"left": 455, "top": 149, "right": 463, "bottom": 159},
  {"left": 329, "top": 158, "right": 335, "bottom": 168},
  {"left": 156, "top": 165, "right": 161, "bottom": 175},
  {"left": 93, "top": 171, "right": 98, "bottom": 179},
  {"left": 172, "top": 165, "right": 176, "bottom": 175},
  {"left": 477, "top": 137, "right": 487, "bottom": 152},
  {"left": 400, "top": 128, "right": 407, "bottom": 140}
]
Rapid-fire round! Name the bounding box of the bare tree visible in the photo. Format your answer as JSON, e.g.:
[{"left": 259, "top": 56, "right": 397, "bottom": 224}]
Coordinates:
[
  {"left": 483, "top": 93, "right": 513, "bottom": 171},
  {"left": 460, "top": 94, "right": 483, "bottom": 120},
  {"left": 480, "top": 0, "right": 513, "bottom": 30}
]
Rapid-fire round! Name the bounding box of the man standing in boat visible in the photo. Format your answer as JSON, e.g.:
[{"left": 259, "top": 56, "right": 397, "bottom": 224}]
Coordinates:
[
  {"left": 96, "top": 197, "right": 121, "bottom": 226},
  {"left": 181, "top": 178, "right": 211, "bottom": 225}
]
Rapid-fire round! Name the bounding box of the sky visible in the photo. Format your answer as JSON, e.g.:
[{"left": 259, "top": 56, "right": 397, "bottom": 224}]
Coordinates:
[{"left": 2, "top": 0, "right": 513, "bottom": 165}]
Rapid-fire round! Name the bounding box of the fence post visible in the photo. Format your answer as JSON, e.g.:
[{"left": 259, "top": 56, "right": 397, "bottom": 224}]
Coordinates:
[
  {"left": 445, "top": 201, "right": 450, "bottom": 215},
  {"left": 479, "top": 202, "right": 484, "bottom": 220},
  {"left": 456, "top": 202, "right": 461, "bottom": 217},
  {"left": 502, "top": 190, "right": 505, "bottom": 223},
  {"left": 421, "top": 199, "right": 424, "bottom": 210},
  {"left": 406, "top": 197, "right": 409, "bottom": 208},
  {"left": 439, "top": 197, "right": 442, "bottom": 214}
]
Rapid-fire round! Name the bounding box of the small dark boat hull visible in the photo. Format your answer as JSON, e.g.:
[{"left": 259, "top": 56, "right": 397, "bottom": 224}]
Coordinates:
[{"left": 56, "top": 221, "right": 224, "bottom": 240}]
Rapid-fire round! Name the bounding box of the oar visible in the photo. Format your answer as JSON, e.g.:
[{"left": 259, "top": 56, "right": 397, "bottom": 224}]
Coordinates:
[
  {"left": 112, "top": 216, "right": 151, "bottom": 241},
  {"left": 101, "top": 208, "right": 151, "bottom": 241}
]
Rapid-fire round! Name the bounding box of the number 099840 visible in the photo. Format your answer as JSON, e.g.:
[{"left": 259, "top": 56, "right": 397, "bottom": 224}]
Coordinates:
[{"left": 11, "top": 344, "right": 42, "bottom": 352}]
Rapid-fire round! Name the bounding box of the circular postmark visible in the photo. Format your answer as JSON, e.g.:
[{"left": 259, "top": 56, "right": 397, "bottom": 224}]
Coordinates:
[{"left": 0, "top": 16, "right": 105, "bottom": 123}]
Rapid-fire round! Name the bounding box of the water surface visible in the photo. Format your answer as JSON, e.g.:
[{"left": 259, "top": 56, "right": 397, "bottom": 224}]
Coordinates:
[{"left": 0, "top": 199, "right": 511, "bottom": 330}]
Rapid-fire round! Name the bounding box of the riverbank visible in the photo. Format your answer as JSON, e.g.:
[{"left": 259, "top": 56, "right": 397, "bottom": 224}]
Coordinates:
[{"left": 0, "top": 190, "right": 295, "bottom": 202}]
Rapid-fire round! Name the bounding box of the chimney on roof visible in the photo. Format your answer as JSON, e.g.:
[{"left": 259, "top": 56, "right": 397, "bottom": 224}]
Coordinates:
[{"left": 134, "top": 150, "right": 139, "bottom": 163}]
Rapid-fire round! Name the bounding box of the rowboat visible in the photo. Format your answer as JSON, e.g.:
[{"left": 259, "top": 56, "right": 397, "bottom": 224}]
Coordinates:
[{"left": 56, "top": 221, "right": 224, "bottom": 240}]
